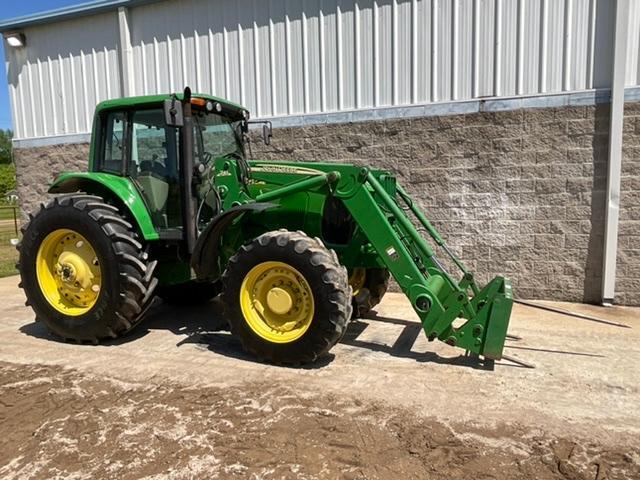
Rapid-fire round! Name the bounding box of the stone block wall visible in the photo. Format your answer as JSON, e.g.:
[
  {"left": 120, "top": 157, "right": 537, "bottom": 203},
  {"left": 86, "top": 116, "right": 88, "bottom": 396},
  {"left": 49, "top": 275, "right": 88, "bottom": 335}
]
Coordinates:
[
  {"left": 619, "top": 102, "right": 640, "bottom": 305},
  {"left": 12, "top": 102, "right": 640, "bottom": 305},
  {"left": 14, "top": 143, "right": 89, "bottom": 219},
  {"left": 249, "top": 103, "right": 640, "bottom": 306}
]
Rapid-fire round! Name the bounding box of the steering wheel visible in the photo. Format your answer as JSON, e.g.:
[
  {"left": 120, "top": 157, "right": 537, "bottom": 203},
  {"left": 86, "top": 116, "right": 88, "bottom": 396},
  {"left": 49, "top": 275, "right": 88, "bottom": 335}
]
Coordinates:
[{"left": 202, "top": 151, "right": 214, "bottom": 165}]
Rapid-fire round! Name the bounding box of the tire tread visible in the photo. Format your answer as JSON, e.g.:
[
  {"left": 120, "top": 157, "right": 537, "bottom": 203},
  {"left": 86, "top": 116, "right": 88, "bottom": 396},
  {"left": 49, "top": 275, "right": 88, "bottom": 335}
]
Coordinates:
[
  {"left": 17, "top": 194, "right": 157, "bottom": 342},
  {"left": 222, "top": 230, "right": 351, "bottom": 365}
]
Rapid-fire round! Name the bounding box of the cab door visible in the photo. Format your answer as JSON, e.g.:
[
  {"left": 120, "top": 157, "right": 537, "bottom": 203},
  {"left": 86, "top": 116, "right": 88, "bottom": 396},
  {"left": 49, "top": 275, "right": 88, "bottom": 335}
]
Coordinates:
[{"left": 98, "top": 108, "right": 182, "bottom": 238}]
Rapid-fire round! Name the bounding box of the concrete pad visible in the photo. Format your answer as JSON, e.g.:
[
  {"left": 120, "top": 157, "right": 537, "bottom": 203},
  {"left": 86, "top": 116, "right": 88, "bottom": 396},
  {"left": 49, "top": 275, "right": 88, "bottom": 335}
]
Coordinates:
[{"left": 0, "top": 274, "right": 638, "bottom": 447}]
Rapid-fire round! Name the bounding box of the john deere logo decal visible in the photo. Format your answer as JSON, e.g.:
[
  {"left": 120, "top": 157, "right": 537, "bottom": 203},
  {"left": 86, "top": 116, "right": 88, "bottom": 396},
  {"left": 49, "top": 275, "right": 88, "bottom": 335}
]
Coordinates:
[{"left": 251, "top": 165, "right": 324, "bottom": 175}]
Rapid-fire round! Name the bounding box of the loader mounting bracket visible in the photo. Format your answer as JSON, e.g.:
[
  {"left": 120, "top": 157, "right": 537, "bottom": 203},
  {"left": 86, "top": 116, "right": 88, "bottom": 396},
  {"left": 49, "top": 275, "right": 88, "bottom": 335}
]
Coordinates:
[{"left": 191, "top": 202, "right": 276, "bottom": 279}]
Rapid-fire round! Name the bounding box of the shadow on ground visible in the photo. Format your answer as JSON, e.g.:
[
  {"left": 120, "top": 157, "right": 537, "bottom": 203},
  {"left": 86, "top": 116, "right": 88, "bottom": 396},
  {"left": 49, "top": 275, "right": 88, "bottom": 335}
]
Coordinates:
[{"left": 20, "top": 299, "right": 523, "bottom": 370}]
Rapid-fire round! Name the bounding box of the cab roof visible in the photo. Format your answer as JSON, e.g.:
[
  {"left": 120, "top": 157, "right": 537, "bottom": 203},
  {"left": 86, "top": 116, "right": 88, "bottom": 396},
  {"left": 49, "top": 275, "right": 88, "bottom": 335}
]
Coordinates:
[{"left": 95, "top": 92, "right": 247, "bottom": 117}]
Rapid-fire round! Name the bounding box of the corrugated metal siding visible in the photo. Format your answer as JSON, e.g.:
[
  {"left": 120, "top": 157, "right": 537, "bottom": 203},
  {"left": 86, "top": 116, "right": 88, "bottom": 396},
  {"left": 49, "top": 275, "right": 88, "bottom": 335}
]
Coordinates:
[
  {"left": 627, "top": 0, "right": 640, "bottom": 86},
  {"left": 4, "top": 0, "right": 640, "bottom": 140},
  {"left": 5, "top": 12, "right": 120, "bottom": 139}
]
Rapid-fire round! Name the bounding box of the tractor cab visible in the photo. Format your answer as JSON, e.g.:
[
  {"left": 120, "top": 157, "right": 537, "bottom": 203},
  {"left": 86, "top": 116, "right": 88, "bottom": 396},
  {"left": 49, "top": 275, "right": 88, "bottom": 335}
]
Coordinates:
[
  {"left": 90, "top": 90, "right": 254, "bottom": 242},
  {"left": 100, "top": 107, "right": 182, "bottom": 230}
]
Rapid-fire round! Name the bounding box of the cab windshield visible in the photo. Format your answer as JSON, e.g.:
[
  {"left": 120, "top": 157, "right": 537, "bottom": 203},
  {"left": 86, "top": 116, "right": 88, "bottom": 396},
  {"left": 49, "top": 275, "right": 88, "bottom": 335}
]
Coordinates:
[
  {"left": 193, "top": 110, "right": 244, "bottom": 165},
  {"left": 192, "top": 108, "right": 248, "bottom": 230}
]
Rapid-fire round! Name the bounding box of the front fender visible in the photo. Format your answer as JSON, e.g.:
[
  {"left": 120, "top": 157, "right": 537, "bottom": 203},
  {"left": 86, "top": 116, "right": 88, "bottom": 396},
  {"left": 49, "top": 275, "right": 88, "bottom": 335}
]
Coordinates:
[
  {"left": 49, "top": 172, "right": 159, "bottom": 241},
  {"left": 191, "top": 202, "right": 276, "bottom": 279}
]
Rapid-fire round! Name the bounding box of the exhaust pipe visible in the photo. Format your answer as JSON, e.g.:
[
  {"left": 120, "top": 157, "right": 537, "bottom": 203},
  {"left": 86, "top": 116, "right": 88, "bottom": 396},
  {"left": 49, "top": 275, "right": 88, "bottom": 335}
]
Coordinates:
[{"left": 180, "top": 87, "right": 197, "bottom": 254}]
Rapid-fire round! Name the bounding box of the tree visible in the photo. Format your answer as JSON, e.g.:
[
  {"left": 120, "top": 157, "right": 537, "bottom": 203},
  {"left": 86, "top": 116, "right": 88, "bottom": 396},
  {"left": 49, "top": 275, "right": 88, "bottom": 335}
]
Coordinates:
[
  {"left": 0, "top": 130, "right": 15, "bottom": 201},
  {"left": 0, "top": 164, "right": 16, "bottom": 201},
  {"left": 0, "top": 129, "right": 13, "bottom": 165}
]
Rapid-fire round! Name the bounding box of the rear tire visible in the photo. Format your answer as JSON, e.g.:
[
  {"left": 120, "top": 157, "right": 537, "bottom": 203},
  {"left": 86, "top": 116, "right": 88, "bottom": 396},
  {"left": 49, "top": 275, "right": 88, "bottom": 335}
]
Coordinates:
[
  {"left": 351, "top": 268, "right": 390, "bottom": 318},
  {"left": 18, "top": 194, "right": 158, "bottom": 342},
  {"left": 222, "top": 230, "right": 351, "bottom": 365}
]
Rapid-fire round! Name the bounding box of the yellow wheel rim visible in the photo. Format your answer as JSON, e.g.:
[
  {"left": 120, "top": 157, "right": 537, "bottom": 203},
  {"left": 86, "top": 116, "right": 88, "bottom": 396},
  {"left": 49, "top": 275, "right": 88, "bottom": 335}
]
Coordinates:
[
  {"left": 349, "top": 268, "right": 367, "bottom": 297},
  {"left": 36, "top": 229, "right": 102, "bottom": 316},
  {"left": 240, "top": 261, "right": 314, "bottom": 343}
]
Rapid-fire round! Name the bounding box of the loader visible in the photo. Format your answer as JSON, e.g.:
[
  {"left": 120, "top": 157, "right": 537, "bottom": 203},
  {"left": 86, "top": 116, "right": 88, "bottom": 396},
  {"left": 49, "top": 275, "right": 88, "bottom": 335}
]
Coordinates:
[{"left": 17, "top": 88, "right": 512, "bottom": 365}]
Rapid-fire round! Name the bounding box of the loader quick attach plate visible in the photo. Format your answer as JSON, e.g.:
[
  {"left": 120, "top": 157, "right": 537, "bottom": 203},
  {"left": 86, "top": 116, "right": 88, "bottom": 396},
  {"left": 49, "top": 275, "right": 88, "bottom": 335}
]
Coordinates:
[
  {"left": 426, "top": 275, "right": 513, "bottom": 360},
  {"left": 479, "top": 277, "right": 513, "bottom": 360}
]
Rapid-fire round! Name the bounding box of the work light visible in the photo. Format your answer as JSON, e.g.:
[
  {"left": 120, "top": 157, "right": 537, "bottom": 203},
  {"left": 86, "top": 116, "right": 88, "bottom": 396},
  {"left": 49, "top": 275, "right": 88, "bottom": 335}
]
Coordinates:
[{"left": 4, "top": 32, "right": 26, "bottom": 48}]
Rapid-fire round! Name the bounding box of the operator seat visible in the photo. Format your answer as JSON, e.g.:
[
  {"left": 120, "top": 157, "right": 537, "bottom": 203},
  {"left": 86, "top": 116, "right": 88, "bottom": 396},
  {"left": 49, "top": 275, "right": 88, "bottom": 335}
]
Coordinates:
[{"left": 135, "top": 156, "right": 170, "bottom": 225}]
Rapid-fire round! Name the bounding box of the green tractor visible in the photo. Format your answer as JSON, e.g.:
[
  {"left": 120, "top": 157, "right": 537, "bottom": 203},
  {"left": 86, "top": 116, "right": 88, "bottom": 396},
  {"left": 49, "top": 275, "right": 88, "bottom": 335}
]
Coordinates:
[{"left": 17, "top": 88, "right": 512, "bottom": 365}]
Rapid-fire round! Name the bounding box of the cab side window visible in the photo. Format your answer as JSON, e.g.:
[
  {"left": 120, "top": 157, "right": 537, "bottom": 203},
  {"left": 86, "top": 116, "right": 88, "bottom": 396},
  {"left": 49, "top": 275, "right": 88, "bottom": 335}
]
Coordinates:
[
  {"left": 130, "top": 109, "right": 179, "bottom": 181},
  {"left": 129, "top": 109, "right": 182, "bottom": 230},
  {"left": 102, "top": 111, "right": 127, "bottom": 174},
  {"left": 98, "top": 108, "right": 182, "bottom": 232}
]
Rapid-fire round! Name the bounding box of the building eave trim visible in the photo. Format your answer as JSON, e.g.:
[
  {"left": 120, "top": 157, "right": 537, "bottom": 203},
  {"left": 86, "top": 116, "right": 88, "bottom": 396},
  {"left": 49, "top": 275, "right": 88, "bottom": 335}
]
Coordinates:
[{"left": 0, "top": 0, "right": 162, "bottom": 32}]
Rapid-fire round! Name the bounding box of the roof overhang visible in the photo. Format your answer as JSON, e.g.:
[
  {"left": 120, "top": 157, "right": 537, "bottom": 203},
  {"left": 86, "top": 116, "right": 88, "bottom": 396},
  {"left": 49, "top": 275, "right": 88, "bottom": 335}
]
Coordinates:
[{"left": 0, "top": 0, "right": 162, "bottom": 32}]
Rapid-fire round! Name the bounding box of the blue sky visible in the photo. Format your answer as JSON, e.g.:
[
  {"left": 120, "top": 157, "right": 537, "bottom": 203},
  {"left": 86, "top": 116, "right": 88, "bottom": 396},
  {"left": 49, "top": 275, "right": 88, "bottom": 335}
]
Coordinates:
[{"left": 1, "top": 0, "right": 81, "bottom": 131}]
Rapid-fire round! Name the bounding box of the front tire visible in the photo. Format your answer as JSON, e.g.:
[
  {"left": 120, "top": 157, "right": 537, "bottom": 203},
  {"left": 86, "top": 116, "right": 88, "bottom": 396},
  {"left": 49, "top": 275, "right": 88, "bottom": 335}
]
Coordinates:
[
  {"left": 18, "top": 195, "right": 158, "bottom": 342},
  {"left": 222, "top": 230, "right": 351, "bottom": 365}
]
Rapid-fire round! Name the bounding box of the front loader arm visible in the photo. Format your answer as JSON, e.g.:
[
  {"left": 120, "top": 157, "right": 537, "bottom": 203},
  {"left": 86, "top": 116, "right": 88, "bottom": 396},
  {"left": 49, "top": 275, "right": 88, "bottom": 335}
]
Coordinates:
[{"left": 337, "top": 169, "right": 512, "bottom": 360}]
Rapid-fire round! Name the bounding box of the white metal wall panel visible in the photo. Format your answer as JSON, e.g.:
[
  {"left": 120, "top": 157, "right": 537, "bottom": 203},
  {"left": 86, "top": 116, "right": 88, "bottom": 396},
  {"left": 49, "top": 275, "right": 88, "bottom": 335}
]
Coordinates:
[
  {"left": 570, "top": 0, "right": 589, "bottom": 91},
  {"left": 415, "top": 0, "right": 432, "bottom": 103},
  {"left": 520, "top": 0, "right": 541, "bottom": 95},
  {"left": 626, "top": 0, "right": 640, "bottom": 86},
  {"left": 304, "top": 0, "right": 321, "bottom": 113},
  {"left": 456, "top": 0, "right": 473, "bottom": 100},
  {"left": 477, "top": 0, "right": 495, "bottom": 98},
  {"left": 5, "top": 12, "right": 120, "bottom": 139},
  {"left": 286, "top": 1, "right": 302, "bottom": 113},
  {"left": 340, "top": 1, "right": 356, "bottom": 110},
  {"left": 357, "top": 0, "right": 373, "bottom": 108},
  {"left": 126, "top": 0, "right": 635, "bottom": 112},
  {"left": 499, "top": 0, "right": 516, "bottom": 96},
  {"left": 435, "top": 0, "right": 451, "bottom": 101},
  {"left": 5, "top": 0, "right": 640, "bottom": 140},
  {"left": 253, "top": 1, "right": 269, "bottom": 116},
  {"left": 592, "top": 0, "right": 614, "bottom": 88},
  {"left": 377, "top": 0, "right": 392, "bottom": 106},
  {"left": 544, "top": 0, "right": 563, "bottom": 93}
]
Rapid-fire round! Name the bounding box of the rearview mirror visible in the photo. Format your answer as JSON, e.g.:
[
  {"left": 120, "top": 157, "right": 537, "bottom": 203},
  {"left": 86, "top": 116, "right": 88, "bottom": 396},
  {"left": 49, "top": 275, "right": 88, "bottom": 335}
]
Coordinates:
[
  {"left": 262, "top": 122, "right": 272, "bottom": 146},
  {"left": 247, "top": 120, "right": 273, "bottom": 145},
  {"left": 164, "top": 97, "right": 184, "bottom": 127}
]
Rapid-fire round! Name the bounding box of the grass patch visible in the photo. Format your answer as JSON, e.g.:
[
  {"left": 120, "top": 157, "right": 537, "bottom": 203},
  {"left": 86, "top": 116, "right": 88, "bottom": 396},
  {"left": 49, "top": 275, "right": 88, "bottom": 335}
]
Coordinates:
[{"left": 0, "top": 225, "right": 19, "bottom": 278}]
